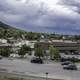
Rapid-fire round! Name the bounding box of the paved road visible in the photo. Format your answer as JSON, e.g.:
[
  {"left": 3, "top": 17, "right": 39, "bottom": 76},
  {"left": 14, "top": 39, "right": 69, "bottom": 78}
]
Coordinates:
[{"left": 0, "top": 58, "right": 80, "bottom": 80}]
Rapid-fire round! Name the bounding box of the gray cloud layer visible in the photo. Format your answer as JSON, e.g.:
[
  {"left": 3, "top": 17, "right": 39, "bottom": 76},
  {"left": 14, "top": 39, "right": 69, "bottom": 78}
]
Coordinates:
[{"left": 0, "top": 0, "right": 80, "bottom": 34}]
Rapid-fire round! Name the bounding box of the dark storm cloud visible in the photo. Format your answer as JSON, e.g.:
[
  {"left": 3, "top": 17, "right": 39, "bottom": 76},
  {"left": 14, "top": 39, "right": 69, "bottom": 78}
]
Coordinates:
[
  {"left": 59, "top": 0, "right": 80, "bottom": 14},
  {"left": 0, "top": 0, "right": 80, "bottom": 34}
]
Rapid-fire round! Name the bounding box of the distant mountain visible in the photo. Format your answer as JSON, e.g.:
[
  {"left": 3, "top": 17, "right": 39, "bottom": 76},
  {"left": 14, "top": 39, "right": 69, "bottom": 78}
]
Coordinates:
[
  {"left": 0, "top": 21, "right": 40, "bottom": 40},
  {"left": 0, "top": 21, "right": 25, "bottom": 39},
  {"left": 0, "top": 21, "right": 43, "bottom": 40},
  {"left": 0, "top": 21, "right": 14, "bottom": 29}
]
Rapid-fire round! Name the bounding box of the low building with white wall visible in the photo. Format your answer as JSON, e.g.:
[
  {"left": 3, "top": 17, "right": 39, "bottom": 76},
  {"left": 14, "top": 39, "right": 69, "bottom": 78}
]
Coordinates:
[{"left": 0, "top": 39, "right": 7, "bottom": 44}]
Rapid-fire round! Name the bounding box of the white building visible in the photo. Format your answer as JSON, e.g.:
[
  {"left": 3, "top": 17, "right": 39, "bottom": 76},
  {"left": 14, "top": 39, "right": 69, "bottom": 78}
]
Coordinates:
[
  {"left": 13, "top": 40, "right": 37, "bottom": 48},
  {"left": 10, "top": 53, "right": 20, "bottom": 58},
  {"left": 0, "top": 39, "right": 7, "bottom": 44}
]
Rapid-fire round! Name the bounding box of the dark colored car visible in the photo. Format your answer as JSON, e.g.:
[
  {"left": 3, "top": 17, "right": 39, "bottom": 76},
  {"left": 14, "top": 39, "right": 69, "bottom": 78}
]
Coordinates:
[
  {"left": 60, "top": 57, "right": 78, "bottom": 62},
  {"left": 63, "top": 64, "right": 77, "bottom": 70},
  {"left": 61, "top": 61, "right": 73, "bottom": 65},
  {"left": 31, "top": 57, "right": 43, "bottom": 64}
]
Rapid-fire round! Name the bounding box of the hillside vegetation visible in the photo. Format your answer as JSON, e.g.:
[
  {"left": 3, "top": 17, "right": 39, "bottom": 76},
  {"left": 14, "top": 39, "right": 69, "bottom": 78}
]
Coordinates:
[
  {"left": 0, "top": 21, "right": 80, "bottom": 40},
  {"left": 0, "top": 21, "right": 41, "bottom": 40}
]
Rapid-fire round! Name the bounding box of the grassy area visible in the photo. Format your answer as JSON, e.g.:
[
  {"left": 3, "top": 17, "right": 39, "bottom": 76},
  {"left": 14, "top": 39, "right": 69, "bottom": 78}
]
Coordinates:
[
  {"left": 0, "top": 73, "right": 64, "bottom": 80},
  {"left": 0, "top": 75, "right": 63, "bottom": 80},
  {"left": 0, "top": 76, "right": 24, "bottom": 80}
]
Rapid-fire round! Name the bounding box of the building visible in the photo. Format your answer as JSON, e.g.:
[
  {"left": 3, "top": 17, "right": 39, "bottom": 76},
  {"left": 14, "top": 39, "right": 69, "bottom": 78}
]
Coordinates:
[
  {"left": 35, "top": 40, "right": 80, "bottom": 53},
  {"left": 0, "top": 43, "right": 12, "bottom": 48},
  {"left": 0, "top": 39, "right": 7, "bottom": 44}
]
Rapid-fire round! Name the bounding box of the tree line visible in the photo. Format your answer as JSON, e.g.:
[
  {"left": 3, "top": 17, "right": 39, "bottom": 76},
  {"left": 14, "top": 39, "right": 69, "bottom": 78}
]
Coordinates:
[{"left": 0, "top": 44, "right": 60, "bottom": 61}]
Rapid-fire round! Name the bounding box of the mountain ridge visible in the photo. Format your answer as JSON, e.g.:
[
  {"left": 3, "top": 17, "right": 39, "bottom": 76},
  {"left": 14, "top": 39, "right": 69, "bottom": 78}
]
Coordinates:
[{"left": 0, "top": 21, "right": 15, "bottom": 29}]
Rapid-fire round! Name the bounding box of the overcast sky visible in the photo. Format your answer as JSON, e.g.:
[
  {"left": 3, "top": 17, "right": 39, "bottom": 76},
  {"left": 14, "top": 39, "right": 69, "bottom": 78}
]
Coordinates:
[{"left": 0, "top": 0, "right": 80, "bottom": 35}]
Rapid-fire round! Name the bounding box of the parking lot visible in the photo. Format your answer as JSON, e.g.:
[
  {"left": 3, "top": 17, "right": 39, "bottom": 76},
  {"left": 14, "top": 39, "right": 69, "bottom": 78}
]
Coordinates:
[{"left": 0, "top": 58, "right": 80, "bottom": 80}]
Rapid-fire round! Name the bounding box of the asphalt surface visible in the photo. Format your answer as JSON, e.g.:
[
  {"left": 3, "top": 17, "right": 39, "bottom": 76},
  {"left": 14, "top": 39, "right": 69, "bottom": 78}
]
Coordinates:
[{"left": 0, "top": 58, "right": 80, "bottom": 80}]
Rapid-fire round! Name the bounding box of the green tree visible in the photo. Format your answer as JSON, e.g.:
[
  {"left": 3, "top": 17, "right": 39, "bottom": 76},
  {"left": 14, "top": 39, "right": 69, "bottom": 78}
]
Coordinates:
[
  {"left": 0, "top": 48, "right": 11, "bottom": 57},
  {"left": 18, "top": 44, "right": 31, "bottom": 57},
  {"left": 49, "top": 45, "right": 60, "bottom": 60},
  {"left": 35, "top": 47, "right": 44, "bottom": 58}
]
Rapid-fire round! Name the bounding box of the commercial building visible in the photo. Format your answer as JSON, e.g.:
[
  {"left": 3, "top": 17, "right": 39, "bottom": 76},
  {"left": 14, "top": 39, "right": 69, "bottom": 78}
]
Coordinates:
[{"left": 35, "top": 40, "right": 80, "bottom": 53}]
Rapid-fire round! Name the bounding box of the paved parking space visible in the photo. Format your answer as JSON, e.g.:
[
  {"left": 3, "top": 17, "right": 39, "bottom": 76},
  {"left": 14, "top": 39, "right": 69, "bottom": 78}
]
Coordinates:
[{"left": 0, "top": 58, "right": 80, "bottom": 80}]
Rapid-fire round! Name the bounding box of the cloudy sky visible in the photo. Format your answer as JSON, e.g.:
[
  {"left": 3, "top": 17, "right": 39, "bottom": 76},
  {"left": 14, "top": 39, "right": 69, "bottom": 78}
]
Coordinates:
[{"left": 0, "top": 0, "right": 80, "bottom": 35}]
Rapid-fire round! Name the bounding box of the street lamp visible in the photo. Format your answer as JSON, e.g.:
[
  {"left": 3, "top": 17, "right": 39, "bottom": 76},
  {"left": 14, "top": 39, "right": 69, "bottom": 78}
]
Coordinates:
[{"left": 45, "top": 72, "right": 48, "bottom": 80}]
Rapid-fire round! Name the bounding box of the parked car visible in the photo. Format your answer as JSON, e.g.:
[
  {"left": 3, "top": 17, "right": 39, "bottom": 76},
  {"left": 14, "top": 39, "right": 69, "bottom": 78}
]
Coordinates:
[
  {"left": 61, "top": 61, "right": 73, "bottom": 65},
  {"left": 63, "top": 64, "right": 77, "bottom": 70},
  {"left": 61, "top": 57, "right": 80, "bottom": 62},
  {"left": 31, "top": 57, "right": 43, "bottom": 64}
]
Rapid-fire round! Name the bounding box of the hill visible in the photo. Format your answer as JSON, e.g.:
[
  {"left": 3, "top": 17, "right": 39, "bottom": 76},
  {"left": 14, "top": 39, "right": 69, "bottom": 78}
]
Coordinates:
[
  {"left": 0, "top": 21, "right": 41, "bottom": 40},
  {"left": 0, "top": 21, "right": 25, "bottom": 39},
  {"left": 0, "top": 21, "right": 80, "bottom": 40},
  {"left": 0, "top": 21, "right": 14, "bottom": 29}
]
